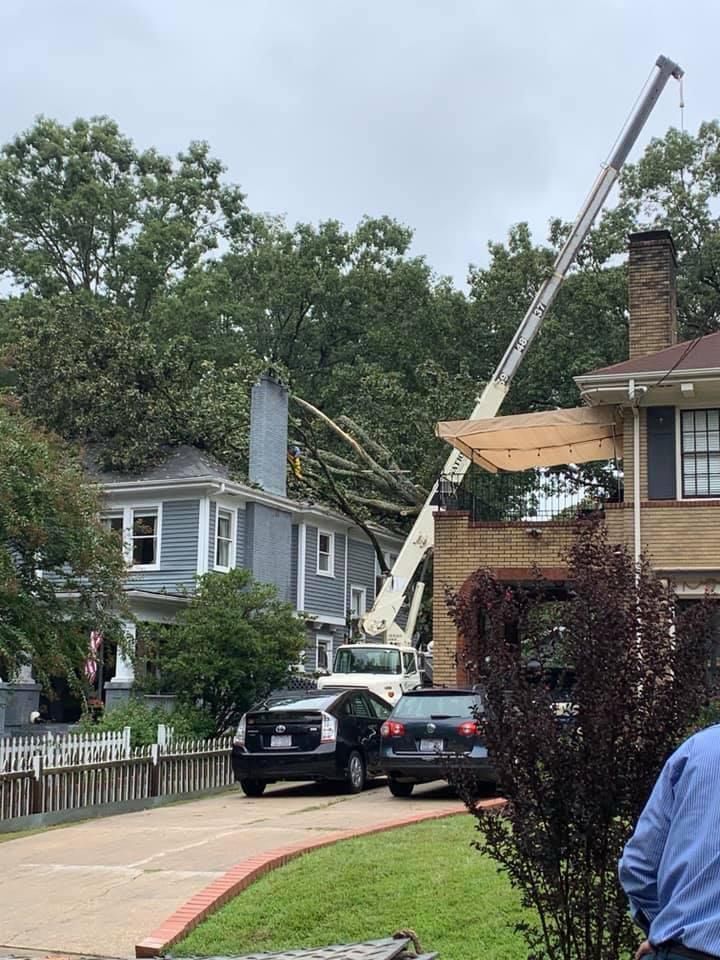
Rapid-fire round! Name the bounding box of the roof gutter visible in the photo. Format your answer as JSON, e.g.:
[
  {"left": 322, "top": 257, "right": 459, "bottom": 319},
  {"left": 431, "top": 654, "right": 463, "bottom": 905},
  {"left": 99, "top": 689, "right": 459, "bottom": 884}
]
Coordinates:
[{"left": 575, "top": 369, "right": 720, "bottom": 390}]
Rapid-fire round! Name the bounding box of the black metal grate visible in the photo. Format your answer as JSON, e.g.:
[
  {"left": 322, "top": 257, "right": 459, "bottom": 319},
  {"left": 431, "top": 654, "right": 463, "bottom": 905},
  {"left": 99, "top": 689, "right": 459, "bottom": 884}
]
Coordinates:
[{"left": 437, "top": 465, "right": 622, "bottom": 524}]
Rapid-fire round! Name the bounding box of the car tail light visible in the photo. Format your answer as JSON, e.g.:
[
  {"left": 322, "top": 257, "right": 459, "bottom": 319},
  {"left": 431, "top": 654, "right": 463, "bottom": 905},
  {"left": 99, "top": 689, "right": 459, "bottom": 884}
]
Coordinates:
[
  {"left": 321, "top": 711, "right": 338, "bottom": 743},
  {"left": 457, "top": 720, "right": 478, "bottom": 737},
  {"left": 380, "top": 721, "right": 406, "bottom": 738},
  {"left": 233, "top": 714, "right": 247, "bottom": 747}
]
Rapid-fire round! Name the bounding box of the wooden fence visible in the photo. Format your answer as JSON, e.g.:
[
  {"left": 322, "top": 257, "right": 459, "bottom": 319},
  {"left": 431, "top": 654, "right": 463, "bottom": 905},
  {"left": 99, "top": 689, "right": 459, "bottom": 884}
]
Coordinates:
[
  {"left": 0, "top": 730, "right": 233, "bottom": 825},
  {"left": 0, "top": 727, "right": 132, "bottom": 772}
]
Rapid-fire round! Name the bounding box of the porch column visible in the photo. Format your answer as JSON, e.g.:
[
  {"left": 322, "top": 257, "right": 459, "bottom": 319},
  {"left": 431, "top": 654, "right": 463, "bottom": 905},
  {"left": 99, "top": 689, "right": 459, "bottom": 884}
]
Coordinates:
[{"left": 105, "top": 620, "right": 136, "bottom": 711}]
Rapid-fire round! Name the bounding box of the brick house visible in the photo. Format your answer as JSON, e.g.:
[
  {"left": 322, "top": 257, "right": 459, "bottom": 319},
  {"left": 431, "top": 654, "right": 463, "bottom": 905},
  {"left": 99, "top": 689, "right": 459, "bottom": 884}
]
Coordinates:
[{"left": 432, "top": 230, "right": 720, "bottom": 685}]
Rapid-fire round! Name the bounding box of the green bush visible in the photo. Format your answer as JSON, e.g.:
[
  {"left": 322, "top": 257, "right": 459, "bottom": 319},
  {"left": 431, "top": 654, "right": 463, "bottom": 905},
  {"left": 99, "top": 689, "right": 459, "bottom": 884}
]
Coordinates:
[{"left": 76, "top": 698, "right": 215, "bottom": 748}]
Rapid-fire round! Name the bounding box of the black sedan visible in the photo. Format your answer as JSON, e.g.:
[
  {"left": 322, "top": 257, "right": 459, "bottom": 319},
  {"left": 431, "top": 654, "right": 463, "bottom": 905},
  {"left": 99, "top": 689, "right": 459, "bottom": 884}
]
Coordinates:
[
  {"left": 232, "top": 687, "right": 392, "bottom": 797},
  {"left": 379, "top": 687, "right": 496, "bottom": 797}
]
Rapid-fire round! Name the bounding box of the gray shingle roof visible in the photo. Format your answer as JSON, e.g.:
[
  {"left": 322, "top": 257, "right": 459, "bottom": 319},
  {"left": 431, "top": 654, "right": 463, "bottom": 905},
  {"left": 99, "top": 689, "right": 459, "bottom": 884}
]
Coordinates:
[
  {"left": 199, "top": 938, "right": 436, "bottom": 959},
  {"left": 82, "top": 444, "right": 232, "bottom": 483}
]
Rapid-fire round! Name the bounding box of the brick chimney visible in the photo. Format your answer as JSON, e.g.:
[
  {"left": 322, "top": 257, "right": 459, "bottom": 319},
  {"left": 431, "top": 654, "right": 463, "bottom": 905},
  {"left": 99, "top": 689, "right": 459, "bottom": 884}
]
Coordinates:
[
  {"left": 248, "top": 373, "right": 288, "bottom": 497},
  {"left": 628, "top": 230, "right": 678, "bottom": 359}
]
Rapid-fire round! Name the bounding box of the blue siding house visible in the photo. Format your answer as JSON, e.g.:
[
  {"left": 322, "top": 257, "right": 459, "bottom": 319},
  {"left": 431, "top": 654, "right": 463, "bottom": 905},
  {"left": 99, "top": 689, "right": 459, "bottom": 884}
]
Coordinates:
[{"left": 85, "top": 375, "right": 405, "bottom": 705}]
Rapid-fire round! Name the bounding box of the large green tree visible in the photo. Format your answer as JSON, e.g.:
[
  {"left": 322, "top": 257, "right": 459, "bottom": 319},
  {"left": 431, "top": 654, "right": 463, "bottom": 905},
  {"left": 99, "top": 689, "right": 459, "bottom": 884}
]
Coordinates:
[
  {"left": 0, "top": 116, "right": 249, "bottom": 312},
  {"left": 0, "top": 406, "right": 125, "bottom": 683}
]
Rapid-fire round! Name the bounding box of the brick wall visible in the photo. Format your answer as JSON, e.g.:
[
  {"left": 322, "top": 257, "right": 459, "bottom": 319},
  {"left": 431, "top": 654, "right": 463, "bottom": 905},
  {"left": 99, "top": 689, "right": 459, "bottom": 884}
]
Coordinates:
[
  {"left": 621, "top": 408, "right": 648, "bottom": 501},
  {"left": 432, "top": 513, "right": 576, "bottom": 684},
  {"left": 434, "top": 501, "right": 720, "bottom": 684},
  {"left": 628, "top": 231, "right": 678, "bottom": 359},
  {"left": 605, "top": 500, "right": 720, "bottom": 569}
]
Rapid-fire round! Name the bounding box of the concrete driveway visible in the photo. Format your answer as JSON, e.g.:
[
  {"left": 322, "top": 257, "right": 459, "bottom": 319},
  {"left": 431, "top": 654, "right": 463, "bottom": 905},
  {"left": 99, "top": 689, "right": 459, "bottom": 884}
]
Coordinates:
[{"left": 0, "top": 780, "right": 464, "bottom": 959}]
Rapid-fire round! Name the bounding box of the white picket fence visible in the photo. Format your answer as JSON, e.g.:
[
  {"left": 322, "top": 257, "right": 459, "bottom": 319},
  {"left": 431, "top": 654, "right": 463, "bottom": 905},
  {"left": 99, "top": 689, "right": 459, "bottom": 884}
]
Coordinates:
[
  {"left": 0, "top": 727, "right": 233, "bottom": 824},
  {"left": 0, "top": 727, "right": 132, "bottom": 773}
]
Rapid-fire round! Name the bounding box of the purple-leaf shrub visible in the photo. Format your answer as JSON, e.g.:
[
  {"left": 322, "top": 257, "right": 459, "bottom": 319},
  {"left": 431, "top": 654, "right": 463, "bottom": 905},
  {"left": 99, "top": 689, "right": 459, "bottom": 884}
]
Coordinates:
[{"left": 447, "top": 520, "right": 715, "bottom": 960}]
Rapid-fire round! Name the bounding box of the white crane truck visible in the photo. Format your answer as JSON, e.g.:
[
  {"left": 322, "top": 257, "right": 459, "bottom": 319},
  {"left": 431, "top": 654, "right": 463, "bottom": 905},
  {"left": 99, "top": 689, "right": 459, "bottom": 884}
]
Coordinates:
[{"left": 318, "top": 55, "right": 684, "bottom": 705}]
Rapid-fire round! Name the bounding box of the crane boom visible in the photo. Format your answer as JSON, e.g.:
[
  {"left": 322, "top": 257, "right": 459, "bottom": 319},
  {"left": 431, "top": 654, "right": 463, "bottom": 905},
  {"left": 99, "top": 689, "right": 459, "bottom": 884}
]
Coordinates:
[{"left": 362, "top": 54, "right": 683, "bottom": 642}]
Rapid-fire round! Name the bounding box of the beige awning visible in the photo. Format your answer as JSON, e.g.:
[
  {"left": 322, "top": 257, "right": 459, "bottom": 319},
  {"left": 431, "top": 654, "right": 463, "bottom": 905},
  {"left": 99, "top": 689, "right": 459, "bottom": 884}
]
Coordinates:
[{"left": 436, "top": 406, "right": 623, "bottom": 473}]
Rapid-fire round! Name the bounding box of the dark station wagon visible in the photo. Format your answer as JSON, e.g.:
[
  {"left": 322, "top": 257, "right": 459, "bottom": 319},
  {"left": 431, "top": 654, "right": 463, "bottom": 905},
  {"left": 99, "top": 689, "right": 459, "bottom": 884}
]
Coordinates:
[
  {"left": 379, "top": 687, "right": 497, "bottom": 797},
  {"left": 232, "top": 687, "right": 392, "bottom": 797}
]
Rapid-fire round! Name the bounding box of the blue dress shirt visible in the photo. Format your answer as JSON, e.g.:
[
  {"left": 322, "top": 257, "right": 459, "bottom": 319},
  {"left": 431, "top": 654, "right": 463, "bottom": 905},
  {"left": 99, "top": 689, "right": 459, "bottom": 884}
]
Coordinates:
[{"left": 619, "top": 725, "right": 720, "bottom": 955}]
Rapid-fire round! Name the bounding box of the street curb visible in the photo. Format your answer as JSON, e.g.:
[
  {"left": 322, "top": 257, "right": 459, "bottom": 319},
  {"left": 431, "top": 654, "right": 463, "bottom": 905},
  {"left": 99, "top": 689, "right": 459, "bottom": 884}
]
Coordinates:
[{"left": 135, "top": 796, "right": 505, "bottom": 958}]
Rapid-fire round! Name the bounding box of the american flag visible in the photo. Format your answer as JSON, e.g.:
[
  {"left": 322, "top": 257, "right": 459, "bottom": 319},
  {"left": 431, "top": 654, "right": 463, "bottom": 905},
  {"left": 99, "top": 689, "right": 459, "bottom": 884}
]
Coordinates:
[{"left": 84, "top": 630, "right": 103, "bottom": 684}]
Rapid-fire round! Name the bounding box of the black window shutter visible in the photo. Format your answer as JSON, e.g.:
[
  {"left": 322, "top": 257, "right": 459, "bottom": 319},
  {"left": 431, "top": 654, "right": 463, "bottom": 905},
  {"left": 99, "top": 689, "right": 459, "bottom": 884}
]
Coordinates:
[{"left": 647, "top": 406, "right": 676, "bottom": 500}]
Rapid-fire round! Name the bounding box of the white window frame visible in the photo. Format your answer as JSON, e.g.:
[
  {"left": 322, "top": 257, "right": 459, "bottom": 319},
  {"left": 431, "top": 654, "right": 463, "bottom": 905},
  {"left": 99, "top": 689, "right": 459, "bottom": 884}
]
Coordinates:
[
  {"left": 102, "top": 505, "right": 162, "bottom": 571},
  {"left": 129, "top": 506, "right": 162, "bottom": 571},
  {"left": 214, "top": 507, "right": 235, "bottom": 572},
  {"left": 350, "top": 585, "right": 367, "bottom": 619},
  {"left": 315, "top": 632, "right": 334, "bottom": 672},
  {"left": 675, "top": 405, "right": 720, "bottom": 501},
  {"left": 316, "top": 529, "right": 335, "bottom": 578}
]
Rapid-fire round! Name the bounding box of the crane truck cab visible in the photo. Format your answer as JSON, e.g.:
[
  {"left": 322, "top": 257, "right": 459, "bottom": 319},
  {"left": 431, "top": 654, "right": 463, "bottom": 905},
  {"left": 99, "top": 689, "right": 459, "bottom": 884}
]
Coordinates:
[{"left": 316, "top": 642, "right": 431, "bottom": 705}]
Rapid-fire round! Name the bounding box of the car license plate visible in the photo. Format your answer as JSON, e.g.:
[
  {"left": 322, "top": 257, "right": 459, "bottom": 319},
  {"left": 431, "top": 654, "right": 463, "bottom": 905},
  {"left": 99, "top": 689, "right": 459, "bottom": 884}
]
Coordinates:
[
  {"left": 270, "top": 735, "right": 292, "bottom": 748},
  {"left": 419, "top": 738, "right": 444, "bottom": 753}
]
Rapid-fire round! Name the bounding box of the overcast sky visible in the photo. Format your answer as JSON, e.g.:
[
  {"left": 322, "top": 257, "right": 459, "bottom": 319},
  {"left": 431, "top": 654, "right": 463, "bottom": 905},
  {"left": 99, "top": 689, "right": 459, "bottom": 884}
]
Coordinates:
[{"left": 0, "top": 1, "right": 715, "bottom": 284}]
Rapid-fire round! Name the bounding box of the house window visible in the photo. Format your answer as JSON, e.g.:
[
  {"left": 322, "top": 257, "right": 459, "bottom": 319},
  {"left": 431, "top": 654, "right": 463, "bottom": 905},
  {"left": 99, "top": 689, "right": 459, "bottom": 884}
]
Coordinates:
[
  {"left": 101, "top": 514, "right": 124, "bottom": 540},
  {"left": 316, "top": 634, "right": 333, "bottom": 672},
  {"left": 132, "top": 510, "right": 159, "bottom": 567},
  {"left": 317, "top": 530, "right": 334, "bottom": 577},
  {"left": 350, "top": 586, "right": 366, "bottom": 619},
  {"left": 375, "top": 552, "right": 398, "bottom": 595},
  {"left": 215, "top": 508, "right": 234, "bottom": 570},
  {"left": 681, "top": 409, "right": 720, "bottom": 498}
]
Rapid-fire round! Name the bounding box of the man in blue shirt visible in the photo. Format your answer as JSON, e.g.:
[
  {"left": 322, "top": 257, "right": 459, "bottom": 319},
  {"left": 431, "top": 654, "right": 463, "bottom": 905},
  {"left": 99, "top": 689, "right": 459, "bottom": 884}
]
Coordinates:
[{"left": 619, "top": 724, "right": 720, "bottom": 959}]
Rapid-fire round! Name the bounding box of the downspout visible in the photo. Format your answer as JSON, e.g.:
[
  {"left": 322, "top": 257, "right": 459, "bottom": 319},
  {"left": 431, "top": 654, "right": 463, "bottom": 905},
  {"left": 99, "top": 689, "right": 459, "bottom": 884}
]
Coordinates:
[
  {"left": 343, "top": 532, "right": 349, "bottom": 636},
  {"left": 297, "top": 522, "right": 307, "bottom": 613},
  {"left": 628, "top": 379, "right": 645, "bottom": 566}
]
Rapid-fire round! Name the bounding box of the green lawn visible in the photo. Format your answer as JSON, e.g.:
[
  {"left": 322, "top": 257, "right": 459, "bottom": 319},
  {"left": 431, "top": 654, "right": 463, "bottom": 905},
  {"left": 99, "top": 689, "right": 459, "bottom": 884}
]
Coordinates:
[{"left": 174, "top": 814, "right": 528, "bottom": 960}]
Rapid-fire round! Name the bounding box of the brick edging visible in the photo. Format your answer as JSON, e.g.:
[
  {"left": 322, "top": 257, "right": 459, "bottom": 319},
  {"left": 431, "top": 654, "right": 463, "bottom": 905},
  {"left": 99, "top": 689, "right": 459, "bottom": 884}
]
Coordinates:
[{"left": 135, "top": 796, "right": 505, "bottom": 958}]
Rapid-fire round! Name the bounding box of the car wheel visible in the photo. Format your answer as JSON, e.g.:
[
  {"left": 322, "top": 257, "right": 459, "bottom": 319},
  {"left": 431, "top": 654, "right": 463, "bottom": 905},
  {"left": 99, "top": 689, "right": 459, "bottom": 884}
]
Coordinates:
[
  {"left": 240, "top": 778, "right": 267, "bottom": 798},
  {"left": 346, "top": 750, "right": 366, "bottom": 793},
  {"left": 388, "top": 777, "right": 414, "bottom": 798}
]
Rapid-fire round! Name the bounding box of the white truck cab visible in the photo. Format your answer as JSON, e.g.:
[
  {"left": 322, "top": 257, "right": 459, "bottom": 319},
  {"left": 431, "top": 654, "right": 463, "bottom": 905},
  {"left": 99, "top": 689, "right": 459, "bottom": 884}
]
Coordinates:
[{"left": 316, "top": 642, "right": 429, "bottom": 705}]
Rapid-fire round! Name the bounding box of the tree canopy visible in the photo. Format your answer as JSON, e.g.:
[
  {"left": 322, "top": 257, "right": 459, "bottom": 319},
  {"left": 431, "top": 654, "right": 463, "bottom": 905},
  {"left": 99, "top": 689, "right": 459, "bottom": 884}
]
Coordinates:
[{"left": 2, "top": 115, "right": 720, "bottom": 529}]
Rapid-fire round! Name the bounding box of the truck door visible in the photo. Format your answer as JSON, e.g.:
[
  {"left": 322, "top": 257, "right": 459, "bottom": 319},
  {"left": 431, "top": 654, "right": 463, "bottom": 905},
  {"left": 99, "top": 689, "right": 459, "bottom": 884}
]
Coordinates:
[{"left": 402, "top": 651, "right": 421, "bottom": 691}]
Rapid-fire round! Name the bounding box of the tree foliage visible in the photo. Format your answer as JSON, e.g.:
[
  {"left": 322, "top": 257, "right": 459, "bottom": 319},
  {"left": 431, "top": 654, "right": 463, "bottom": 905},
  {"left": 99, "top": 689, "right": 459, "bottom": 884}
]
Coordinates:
[
  {"left": 0, "top": 116, "right": 249, "bottom": 311},
  {"left": 151, "top": 568, "right": 306, "bottom": 735},
  {"left": 3, "top": 118, "right": 720, "bottom": 528},
  {"left": 447, "top": 522, "right": 714, "bottom": 960},
  {"left": 0, "top": 407, "right": 126, "bottom": 683},
  {"left": 75, "top": 697, "right": 215, "bottom": 747},
  {"left": 8, "top": 292, "right": 263, "bottom": 471}
]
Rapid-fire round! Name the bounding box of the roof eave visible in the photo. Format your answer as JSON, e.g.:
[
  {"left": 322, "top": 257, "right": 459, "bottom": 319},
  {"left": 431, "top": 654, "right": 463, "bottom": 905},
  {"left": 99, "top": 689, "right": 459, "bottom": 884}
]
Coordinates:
[{"left": 575, "top": 368, "right": 720, "bottom": 390}]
